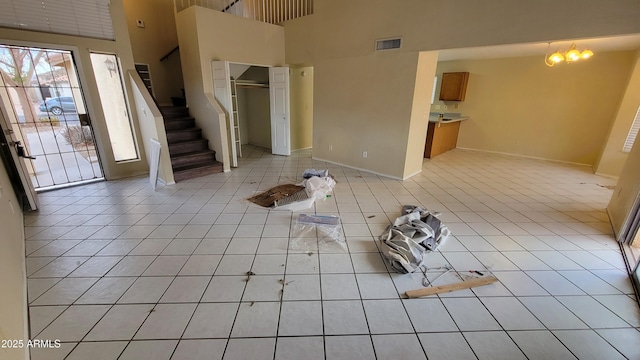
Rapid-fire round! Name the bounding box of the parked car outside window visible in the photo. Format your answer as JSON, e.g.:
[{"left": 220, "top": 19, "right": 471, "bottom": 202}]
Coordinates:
[{"left": 39, "top": 96, "right": 76, "bottom": 115}]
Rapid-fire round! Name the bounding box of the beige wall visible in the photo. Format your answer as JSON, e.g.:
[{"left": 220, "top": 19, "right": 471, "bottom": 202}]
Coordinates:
[
  {"left": 236, "top": 88, "right": 250, "bottom": 145},
  {"left": 597, "top": 50, "right": 640, "bottom": 176},
  {"left": 435, "top": 51, "right": 635, "bottom": 165},
  {"left": 404, "top": 51, "right": 439, "bottom": 179},
  {"left": 284, "top": 0, "right": 640, "bottom": 178},
  {"left": 312, "top": 52, "right": 418, "bottom": 178},
  {"left": 286, "top": 0, "right": 640, "bottom": 64},
  {"left": 194, "top": 7, "right": 286, "bottom": 93},
  {"left": 123, "top": 0, "right": 184, "bottom": 105},
  {"left": 244, "top": 88, "right": 272, "bottom": 149},
  {"left": 290, "top": 66, "right": 313, "bottom": 150},
  {"left": 608, "top": 131, "right": 640, "bottom": 238},
  {"left": 0, "top": 0, "right": 149, "bottom": 181},
  {"left": 176, "top": 6, "right": 285, "bottom": 167},
  {"left": 0, "top": 114, "right": 27, "bottom": 360}
]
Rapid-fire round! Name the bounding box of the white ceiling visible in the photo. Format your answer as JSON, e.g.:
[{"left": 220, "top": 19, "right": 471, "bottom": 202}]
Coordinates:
[{"left": 437, "top": 34, "right": 640, "bottom": 61}]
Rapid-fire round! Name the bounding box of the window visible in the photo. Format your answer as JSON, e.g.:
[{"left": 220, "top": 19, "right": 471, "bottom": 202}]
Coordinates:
[
  {"left": 90, "top": 53, "right": 139, "bottom": 162},
  {"left": 623, "top": 105, "right": 640, "bottom": 153},
  {"left": 431, "top": 76, "right": 438, "bottom": 105},
  {"left": 0, "top": 0, "right": 114, "bottom": 40}
]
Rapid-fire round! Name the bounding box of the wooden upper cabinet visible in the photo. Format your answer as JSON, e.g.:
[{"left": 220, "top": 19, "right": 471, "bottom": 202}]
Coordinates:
[{"left": 439, "top": 72, "right": 469, "bottom": 101}]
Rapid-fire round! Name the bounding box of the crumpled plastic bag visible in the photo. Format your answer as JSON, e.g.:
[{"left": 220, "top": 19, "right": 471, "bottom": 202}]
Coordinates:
[
  {"left": 378, "top": 205, "right": 450, "bottom": 273},
  {"left": 290, "top": 214, "right": 346, "bottom": 252},
  {"left": 302, "top": 176, "right": 336, "bottom": 201}
]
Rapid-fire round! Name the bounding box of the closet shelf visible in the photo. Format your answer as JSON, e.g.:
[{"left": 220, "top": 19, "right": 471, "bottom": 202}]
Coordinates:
[{"left": 235, "top": 80, "right": 269, "bottom": 88}]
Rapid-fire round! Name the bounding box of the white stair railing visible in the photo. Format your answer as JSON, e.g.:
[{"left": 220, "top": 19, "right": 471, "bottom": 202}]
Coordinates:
[{"left": 174, "top": 0, "right": 313, "bottom": 24}]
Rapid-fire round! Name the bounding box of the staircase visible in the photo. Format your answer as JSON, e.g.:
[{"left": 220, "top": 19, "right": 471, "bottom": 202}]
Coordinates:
[{"left": 161, "top": 106, "right": 223, "bottom": 182}]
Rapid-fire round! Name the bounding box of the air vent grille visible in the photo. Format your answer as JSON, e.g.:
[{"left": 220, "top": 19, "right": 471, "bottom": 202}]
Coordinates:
[{"left": 376, "top": 38, "right": 402, "bottom": 51}]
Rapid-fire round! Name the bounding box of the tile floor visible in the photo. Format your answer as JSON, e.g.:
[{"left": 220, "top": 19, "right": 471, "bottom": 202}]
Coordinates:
[{"left": 24, "top": 146, "right": 640, "bottom": 359}]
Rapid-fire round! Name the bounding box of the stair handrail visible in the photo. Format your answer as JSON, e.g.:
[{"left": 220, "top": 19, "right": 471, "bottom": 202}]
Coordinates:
[
  {"left": 160, "top": 46, "right": 179, "bottom": 62},
  {"left": 128, "top": 70, "right": 176, "bottom": 185}
]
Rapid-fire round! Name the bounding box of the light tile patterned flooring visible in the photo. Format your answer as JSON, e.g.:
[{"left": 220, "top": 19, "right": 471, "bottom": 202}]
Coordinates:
[{"left": 25, "top": 146, "right": 640, "bottom": 359}]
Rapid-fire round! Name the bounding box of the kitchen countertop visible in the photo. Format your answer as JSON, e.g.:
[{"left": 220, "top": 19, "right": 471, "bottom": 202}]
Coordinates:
[{"left": 428, "top": 112, "right": 469, "bottom": 123}]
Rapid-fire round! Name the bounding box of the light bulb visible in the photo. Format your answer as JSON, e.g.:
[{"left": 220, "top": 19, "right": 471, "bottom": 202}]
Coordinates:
[
  {"left": 581, "top": 49, "right": 594, "bottom": 59},
  {"left": 548, "top": 52, "right": 564, "bottom": 63},
  {"left": 566, "top": 49, "right": 581, "bottom": 61}
]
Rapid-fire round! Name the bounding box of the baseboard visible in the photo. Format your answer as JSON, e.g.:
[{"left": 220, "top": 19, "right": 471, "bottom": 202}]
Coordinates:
[
  {"left": 311, "top": 156, "right": 403, "bottom": 180},
  {"left": 594, "top": 172, "right": 620, "bottom": 180},
  {"left": 456, "top": 147, "right": 593, "bottom": 168},
  {"left": 402, "top": 169, "right": 422, "bottom": 180}
]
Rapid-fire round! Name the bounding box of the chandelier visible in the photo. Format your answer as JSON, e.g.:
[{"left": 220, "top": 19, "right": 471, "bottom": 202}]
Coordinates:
[{"left": 545, "top": 42, "right": 594, "bottom": 67}]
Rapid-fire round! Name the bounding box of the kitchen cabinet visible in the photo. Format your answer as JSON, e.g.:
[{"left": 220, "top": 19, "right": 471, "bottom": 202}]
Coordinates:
[
  {"left": 424, "top": 121, "right": 461, "bottom": 158},
  {"left": 439, "top": 72, "right": 469, "bottom": 101}
]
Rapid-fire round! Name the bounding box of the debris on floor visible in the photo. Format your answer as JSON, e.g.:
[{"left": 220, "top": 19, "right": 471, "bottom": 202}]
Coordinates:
[
  {"left": 246, "top": 169, "right": 335, "bottom": 211},
  {"left": 302, "top": 168, "right": 329, "bottom": 179},
  {"left": 247, "top": 184, "right": 305, "bottom": 208},
  {"left": 291, "top": 214, "right": 346, "bottom": 251},
  {"left": 405, "top": 276, "right": 498, "bottom": 298},
  {"left": 378, "top": 205, "right": 450, "bottom": 274}
]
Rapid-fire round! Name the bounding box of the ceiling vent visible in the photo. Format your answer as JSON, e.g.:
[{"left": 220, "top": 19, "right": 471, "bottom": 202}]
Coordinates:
[{"left": 375, "top": 38, "right": 402, "bottom": 51}]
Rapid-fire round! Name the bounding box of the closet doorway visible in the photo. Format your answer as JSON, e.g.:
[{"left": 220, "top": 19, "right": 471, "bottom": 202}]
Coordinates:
[{"left": 212, "top": 61, "right": 291, "bottom": 168}]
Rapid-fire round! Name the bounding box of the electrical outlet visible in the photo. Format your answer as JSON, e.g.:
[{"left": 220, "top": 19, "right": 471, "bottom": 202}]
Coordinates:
[
  {"left": 329, "top": 145, "right": 333, "bottom": 151},
  {"left": 362, "top": 151, "right": 367, "bottom": 158},
  {"left": 434, "top": 105, "right": 440, "bottom": 110}
]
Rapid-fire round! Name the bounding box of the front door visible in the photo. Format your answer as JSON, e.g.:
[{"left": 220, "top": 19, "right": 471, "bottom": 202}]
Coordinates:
[
  {"left": 0, "top": 109, "right": 37, "bottom": 210},
  {"left": 0, "top": 45, "right": 103, "bottom": 190},
  {"left": 269, "top": 67, "right": 290, "bottom": 156}
]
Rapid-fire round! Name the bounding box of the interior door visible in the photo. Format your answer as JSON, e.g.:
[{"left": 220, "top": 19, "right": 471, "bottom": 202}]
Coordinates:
[
  {"left": 0, "top": 108, "right": 37, "bottom": 210},
  {"left": 211, "top": 61, "right": 237, "bottom": 167},
  {"left": 269, "top": 67, "right": 291, "bottom": 156}
]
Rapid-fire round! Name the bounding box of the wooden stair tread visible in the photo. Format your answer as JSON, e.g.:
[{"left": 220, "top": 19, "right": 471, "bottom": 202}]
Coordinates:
[
  {"left": 173, "top": 161, "right": 223, "bottom": 172},
  {"left": 161, "top": 106, "right": 223, "bottom": 182},
  {"left": 168, "top": 138, "right": 207, "bottom": 144},
  {"left": 164, "top": 116, "right": 195, "bottom": 121},
  {"left": 171, "top": 149, "right": 215, "bottom": 158},
  {"left": 166, "top": 127, "right": 200, "bottom": 133}
]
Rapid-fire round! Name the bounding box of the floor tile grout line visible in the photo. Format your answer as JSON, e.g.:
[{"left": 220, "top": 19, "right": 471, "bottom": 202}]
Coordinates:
[{"left": 25, "top": 146, "right": 636, "bottom": 360}]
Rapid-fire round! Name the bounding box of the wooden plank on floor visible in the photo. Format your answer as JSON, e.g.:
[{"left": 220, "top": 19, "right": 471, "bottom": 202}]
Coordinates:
[{"left": 405, "top": 276, "right": 498, "bottom": 298}]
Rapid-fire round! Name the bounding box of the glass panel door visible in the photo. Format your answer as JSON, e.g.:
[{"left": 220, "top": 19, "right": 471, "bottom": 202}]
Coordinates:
[
  {"left": 0, "top": 44, "right": 103, "bottom": 189},
  {"left": 90, "top": 53, "right": 138, "bottom": 162}
]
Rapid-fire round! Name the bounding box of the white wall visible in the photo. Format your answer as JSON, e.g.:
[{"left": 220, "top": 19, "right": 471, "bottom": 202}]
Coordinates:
[
  {"left": 176, "top": 6, "right": 285, "bottom": 168},
  {"left": 0, "top": 116, "right": 28, "bottom": 360},
  {"left": 129, "top": 71, "right": 175, "bottom": 185}
]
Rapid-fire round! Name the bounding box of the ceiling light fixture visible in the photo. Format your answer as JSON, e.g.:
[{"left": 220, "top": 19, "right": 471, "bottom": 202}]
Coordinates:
[{"left": 545, "top": 42, "right": 594, "bottom": 67}]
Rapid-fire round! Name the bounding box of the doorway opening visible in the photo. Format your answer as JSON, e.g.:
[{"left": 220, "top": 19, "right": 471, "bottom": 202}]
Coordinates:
[
  {"left": 212, "top": 61, "right": 298, "bottom": 168},
  {"left": 231, "top": 64, "right": 272, "bottom": 157},
  {"left": 0, "top": 44, "right": 103, "bottom": 190}
]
